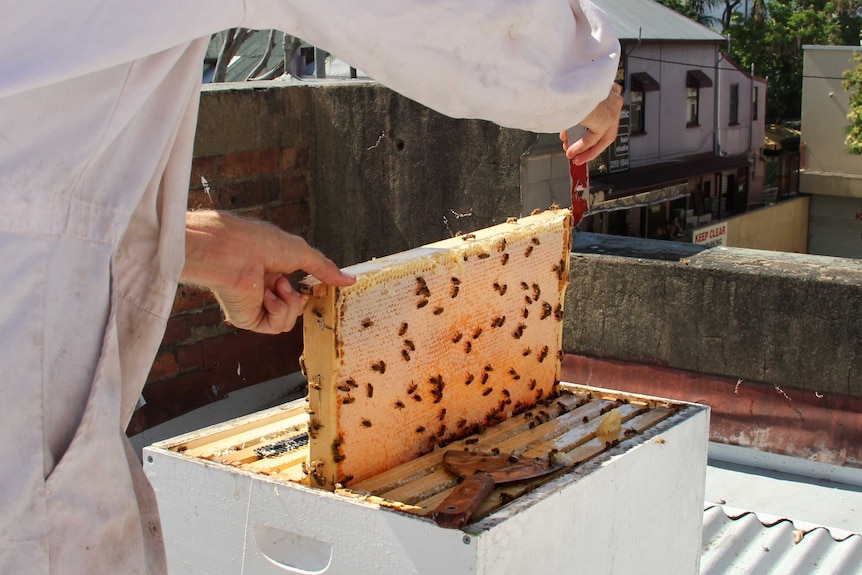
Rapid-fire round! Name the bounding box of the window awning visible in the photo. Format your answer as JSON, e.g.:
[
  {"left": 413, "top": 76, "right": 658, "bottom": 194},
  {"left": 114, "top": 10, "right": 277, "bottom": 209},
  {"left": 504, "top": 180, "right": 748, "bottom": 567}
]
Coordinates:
[
  {"left": 687, "top": 69, "right": 713, "bottom": 89},
  {"left": 630, "top": 72, "right": 660, "bottom": 92}
]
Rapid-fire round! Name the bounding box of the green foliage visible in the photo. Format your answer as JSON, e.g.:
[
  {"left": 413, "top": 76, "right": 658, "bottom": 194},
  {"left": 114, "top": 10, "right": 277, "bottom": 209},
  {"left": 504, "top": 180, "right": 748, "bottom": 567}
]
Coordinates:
[
  {"left": 656, "top": 0, "right": 722, "bottom": 28},
  {"left": 843, "top": 54, "right": 862, "bottom": 154}
]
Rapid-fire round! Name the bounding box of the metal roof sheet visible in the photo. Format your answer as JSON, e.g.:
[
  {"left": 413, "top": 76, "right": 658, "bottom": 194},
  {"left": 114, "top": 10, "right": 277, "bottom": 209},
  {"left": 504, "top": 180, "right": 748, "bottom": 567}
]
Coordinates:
[
  {"left": 701, "top": 505, "right": 862, "bottom": 574},
  {"left": 595, "top": 0, "right": 725, "bottom": 43}
]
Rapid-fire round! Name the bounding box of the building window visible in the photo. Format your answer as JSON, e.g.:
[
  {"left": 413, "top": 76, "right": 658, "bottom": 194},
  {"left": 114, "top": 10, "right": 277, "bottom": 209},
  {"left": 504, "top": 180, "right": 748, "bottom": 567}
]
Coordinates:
[
  {"left": 686, "top": 87, "right": 699, "bottom": 126},
  {"left": 631, "top": 90, "right": 645, "bottom": 134},
  {"left": 685, "top": 70, "right": 713, "bottom": 128},
  {"left": 752, "top": 86, "right": 759, "bottom": 121},
  {"left": 729, "top": 83, "right": 739, "bottom": 125},
  {"left": 629, "top": 72, "right": 659, "bottom": 135}
]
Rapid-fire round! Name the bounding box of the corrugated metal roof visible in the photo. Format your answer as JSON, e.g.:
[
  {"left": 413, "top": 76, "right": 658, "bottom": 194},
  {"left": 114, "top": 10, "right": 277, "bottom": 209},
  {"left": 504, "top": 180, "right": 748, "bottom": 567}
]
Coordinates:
[
  {"left": 595, "top": 0, "right": 725, "bottom": 43},
  {"left": 701, "top": 505, "right": 862, "bottom": 574}
]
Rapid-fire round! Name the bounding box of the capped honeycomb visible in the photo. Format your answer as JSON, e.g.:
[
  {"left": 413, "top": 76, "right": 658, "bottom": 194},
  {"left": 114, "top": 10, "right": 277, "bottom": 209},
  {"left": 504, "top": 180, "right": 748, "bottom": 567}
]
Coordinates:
[{"left": 301, "top": 209, "right": 573, "bottom": 488}]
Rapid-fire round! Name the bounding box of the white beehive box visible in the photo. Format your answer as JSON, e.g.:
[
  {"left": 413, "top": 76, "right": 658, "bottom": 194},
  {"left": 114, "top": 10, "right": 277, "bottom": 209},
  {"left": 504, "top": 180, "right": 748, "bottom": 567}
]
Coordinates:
[{"left": 144, "top": 383, "right": 708, "bottom": 575}]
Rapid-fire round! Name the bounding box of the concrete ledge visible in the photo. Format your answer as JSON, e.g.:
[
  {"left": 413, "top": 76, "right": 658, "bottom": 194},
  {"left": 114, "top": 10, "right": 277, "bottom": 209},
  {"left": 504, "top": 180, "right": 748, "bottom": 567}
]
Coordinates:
[{"left": 564, "top": 233, "right": 862, "bottom": 397}]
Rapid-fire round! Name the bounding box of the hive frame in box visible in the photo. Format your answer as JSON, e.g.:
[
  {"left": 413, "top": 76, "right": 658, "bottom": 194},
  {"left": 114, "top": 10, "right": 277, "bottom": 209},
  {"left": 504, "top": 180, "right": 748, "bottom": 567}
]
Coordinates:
[{"left": 144, "top": 383, "right": 709, "bottom": 575}]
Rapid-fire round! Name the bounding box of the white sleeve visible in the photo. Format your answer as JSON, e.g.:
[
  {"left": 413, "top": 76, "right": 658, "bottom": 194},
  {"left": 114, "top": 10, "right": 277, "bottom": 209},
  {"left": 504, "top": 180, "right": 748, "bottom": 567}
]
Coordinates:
[{"left": 244, "top": 0, "right": 620, "bottom": 133}]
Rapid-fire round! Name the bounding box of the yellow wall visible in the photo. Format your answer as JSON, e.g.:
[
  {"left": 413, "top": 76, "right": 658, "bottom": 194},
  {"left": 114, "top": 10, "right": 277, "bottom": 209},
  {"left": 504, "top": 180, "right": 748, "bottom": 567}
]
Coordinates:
[{"left": 726, "top": 195, "right": 809, "bottom": 253}]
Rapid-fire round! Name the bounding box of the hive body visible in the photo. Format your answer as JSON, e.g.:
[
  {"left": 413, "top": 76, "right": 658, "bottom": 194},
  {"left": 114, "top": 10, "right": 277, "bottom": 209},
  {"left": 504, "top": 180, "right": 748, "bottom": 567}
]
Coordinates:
[{"left": 302, "top": 210, "right": 573, "bottom": 487}]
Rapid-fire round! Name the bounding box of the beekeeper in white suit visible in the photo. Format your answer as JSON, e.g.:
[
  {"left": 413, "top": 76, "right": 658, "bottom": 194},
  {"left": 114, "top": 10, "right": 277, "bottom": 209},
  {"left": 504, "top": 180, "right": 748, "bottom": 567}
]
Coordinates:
[{"left": 0, "top": 1, "right": 621, "bottom": 572}]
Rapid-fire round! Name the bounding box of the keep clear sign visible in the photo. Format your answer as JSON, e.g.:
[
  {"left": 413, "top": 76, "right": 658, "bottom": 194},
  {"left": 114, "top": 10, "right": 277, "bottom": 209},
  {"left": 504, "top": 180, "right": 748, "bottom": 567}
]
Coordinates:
[
  {"left": 608, "top": 106, "right": 630, "bottom": 173},
  {"left": 693, "top": 221, "right": 728, "bottom": 246}
]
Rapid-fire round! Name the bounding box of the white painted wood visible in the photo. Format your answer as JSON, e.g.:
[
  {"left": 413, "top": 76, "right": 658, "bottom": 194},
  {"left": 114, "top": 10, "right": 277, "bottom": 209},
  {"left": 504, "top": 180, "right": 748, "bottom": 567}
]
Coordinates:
[{"left": 144, "top": 395, "right": 709, "bottom": 574}]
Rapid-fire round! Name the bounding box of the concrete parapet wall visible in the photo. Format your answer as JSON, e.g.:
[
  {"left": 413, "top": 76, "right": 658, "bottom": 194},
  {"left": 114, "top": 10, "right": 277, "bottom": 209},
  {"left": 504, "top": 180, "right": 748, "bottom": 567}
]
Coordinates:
[{"left": 564, "top": 233, "right": 862, "bottom": 397}]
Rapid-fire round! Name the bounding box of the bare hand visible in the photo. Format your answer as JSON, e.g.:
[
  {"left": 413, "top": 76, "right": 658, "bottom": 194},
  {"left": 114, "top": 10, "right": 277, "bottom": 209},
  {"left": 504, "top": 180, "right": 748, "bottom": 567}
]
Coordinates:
[
  {"left": 182, "top": 211, "right": 355, "bottom": 334},
  {"left": 560, "top": 85, "right": 623, "bottom": 165}
]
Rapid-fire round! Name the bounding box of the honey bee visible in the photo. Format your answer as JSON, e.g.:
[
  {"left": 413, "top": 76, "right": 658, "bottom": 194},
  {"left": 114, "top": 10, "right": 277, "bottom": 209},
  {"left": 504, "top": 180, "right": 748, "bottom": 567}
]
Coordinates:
[
  {"left": 531, "top": 208, "right": 542, "bottom": 215},
  {"left": 525, "top": 295, "right": 533, "bottom": 305},
  {"left": 461, "top": 233, "right": 476, "bottom": 241},
  {"left": 554, "top": 304, "right": 564, "bottom": 321},
  {"left": 342, "top": 396, "right": 355, "bottom": 405},
  {"left": 465, "top": 373, "right": 475, "bottom": 385},
  {"left": 464, "top": 340, "right": 472, "bottom": 354},
  {"left": 522, "top": 308, "right": 529, "bottom": 319},
  {"left": 491, "top": 316, "right": 506, "bottom": 328},
  {"left": 361, "top": 419, "right": 372, "bottom": 428},
  {"left": 506, "top": 217, "right": 518, "bottom": 224},
  {"left": 540, "top": 302, "right": 552, "bottom": 320},
  {"left": 333, "top": 453, "right": 346, "bottom": 463},
  {"left": 513, "top": 323, "right": 526, "bottom": 339},
  {"left": 394, "top": 400, "right": 406, "bottom": 410},
  {"left": 472, "top": 327, "right": 483, "bottom": 339},
  {"left": 493, "top": 282, "right": 508, "bottom": 295},
  {"left": 401, "top": 349, "right": 411, "bottom": 362},
  {"left": 433, "top": 306, "right": 444, "bottom": 315},
  {"left": 398, "top": 322, "right": 408, "bottom": 336},
  {"left": 417, "top": 298, "right": 429, "bottom": 309},
  {"left": 361, "top": 317, "right": 374, "bottom": 329},
  {"left": 520, "top": 281, "right": 529, "bottom": 290},
  {"left": 481, "top": 372, "right": 489, "bottom": 385},
  {"left": 345, "top": 378, "right": 358, "bottom": 388},
  {"left": 371, "top": 361, "right": 386, "bottom": 374},
  {"left": 451, "top": 277, "right": 461, "bottom": 285},
  {"left": 416, "top": 426, "right": 426, "bottom": 433},
  {"left": 655, "top": 437, "right": 666, "bottom": 445},
  {"left": 438, "top": 408, "right": 447, "bottom": 421},
  {"left": 509, "top": 369, "right": 520, "bottom": 380},
  {"left": 502, "top": 389, "right": 511, "bottom": 398},
  {"left": 522, "top": 347, "right": 532, "bottom": 357},
  {"left": 407, "top": 382, "right": 418, "bottom": 394},
  {"left": 457, "top": 418, "right": 467, "bottom": 428},
  {"left": 550, "top": 203, "right": 561, "bottom": 210},
  {"left": 413, "top": 394, "right": 423, "bottom": 402},
  {"left": 477, "top": 252, "right": 490, "bottom": 259},
  {"left": 482, "top": 387, "right": 494, "bottom": 396},
  {"left": 537, "top": 346, "right": 549, "bottom": 362},
  {"left": 337, "top": 383, "right": 354, "bottom": 392},
  {"left": 403, "top": 339, "right": 415, "bottom": 351},
  {"left": 341, "top": 474, "right": 354, "bottom": 486},
  {"left": 531, "top": 237, "right": 541, "bottom": 246},
  {"left": 552, "top": 259, "right": 566, "bottom": 281},
  {"left": 528, "top": 378, "right": 537, "bottom": 390},
  {"left": 415, "top": 276, "right": 429, "bottom": 297},
  {"left": 501, "top": 253, "right": 510, "bottom": 265},
  {"left": 312, "top": 307, "right": 324, "bottom": 318},
  {"left": 524, "top": 246, "right": 533, "bottom": 258},
  {"left": 452, "top": 332, "right": 463, "bottom": 344},
  {"left": 497, "top": 238, "right": 507, "bottom": 252},
  {"left": 484, "top": 364, "right": 493, "bottom": 372},
  {"left": 450, "top": 284, "right": 460, "bottom": 298}
]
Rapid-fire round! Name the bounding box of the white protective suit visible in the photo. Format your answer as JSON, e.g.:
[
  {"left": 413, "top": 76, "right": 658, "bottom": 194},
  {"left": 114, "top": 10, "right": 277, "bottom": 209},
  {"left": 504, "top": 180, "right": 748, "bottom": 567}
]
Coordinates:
[{"left": 0, "top": 1, "right": 618, "bottom": 572}]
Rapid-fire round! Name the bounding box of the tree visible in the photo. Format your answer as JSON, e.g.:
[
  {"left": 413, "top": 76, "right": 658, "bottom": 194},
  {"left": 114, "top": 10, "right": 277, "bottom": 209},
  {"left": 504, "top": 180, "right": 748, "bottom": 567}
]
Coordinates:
[
  {"left": 844, "top": 54, "right": 862, "bottom": 154},
  {"left": 657, "top": 0, "right": 723, "bottom": 28}
]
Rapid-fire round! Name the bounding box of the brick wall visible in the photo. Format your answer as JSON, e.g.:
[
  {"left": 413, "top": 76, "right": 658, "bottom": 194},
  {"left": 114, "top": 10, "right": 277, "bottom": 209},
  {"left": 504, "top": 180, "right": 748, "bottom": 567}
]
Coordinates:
[{"left": 127, "top": 146, "right": 311, "bottom": 435}]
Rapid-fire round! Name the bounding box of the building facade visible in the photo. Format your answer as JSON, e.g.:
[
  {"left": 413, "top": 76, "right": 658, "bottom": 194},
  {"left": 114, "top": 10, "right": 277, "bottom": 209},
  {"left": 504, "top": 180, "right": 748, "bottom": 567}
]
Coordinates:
[{"left": 800, "top": 45, "right": 862, "bottom": 259}]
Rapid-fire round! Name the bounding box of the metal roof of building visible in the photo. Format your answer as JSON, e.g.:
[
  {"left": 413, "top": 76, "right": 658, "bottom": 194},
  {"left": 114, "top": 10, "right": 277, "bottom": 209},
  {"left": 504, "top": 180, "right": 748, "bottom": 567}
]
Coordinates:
[
  {"left": 701, "top": 505, "right": 862, "bottom": 574},
  {"left": 595, "top": 0, "right": 725, "bottom": 43}
]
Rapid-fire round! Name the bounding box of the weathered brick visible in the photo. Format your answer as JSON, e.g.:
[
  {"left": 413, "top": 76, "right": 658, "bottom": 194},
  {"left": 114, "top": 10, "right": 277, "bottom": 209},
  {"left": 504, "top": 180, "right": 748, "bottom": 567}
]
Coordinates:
[
  {"left": 172, "top": 285, "right": 217, "bottom": 314},
  {"left": 176, "top": 342, "right": 204, "bottom": 373},
  {"left": 148, "top": 350, "right": 178, "bottom": 382},
  {"left": 161, "top": 315, "right": 192, "bottom": 346},
  {"left": 220, "top": 149, "right": 281, "bottom": 179},
  {"left": 279, "top": 174, "right": 310, "bottom": 203},
  {"left": 189, "top": 155, "right": 221, "bottom": 189},
  {"left": 218, "top": 177, "right": 281, "bottom": 209},
  {"left": 269, "top": 202, "right": 310, "bottom": 233}
]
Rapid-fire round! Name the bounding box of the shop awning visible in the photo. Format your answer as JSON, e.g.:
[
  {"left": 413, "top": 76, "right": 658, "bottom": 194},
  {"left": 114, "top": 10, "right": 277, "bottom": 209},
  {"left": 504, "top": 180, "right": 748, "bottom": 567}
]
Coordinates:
[
  {"left": 589, "top": 183, "right": 689, "bottom": 214},
  {"left": 631, "top": 72, "right": 661, "bottom": 92},
  {"left": 687, "top": 69, "right": 713, "bottom": 88}
]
